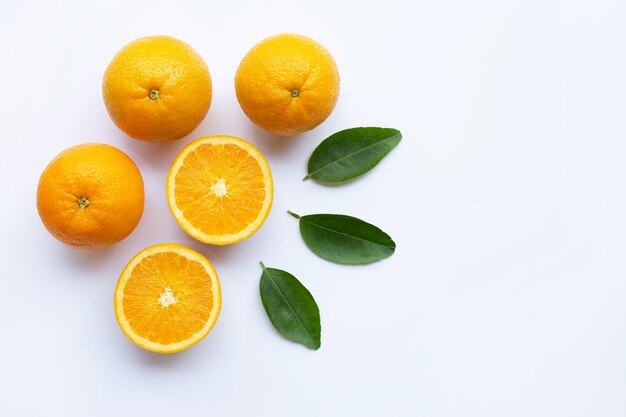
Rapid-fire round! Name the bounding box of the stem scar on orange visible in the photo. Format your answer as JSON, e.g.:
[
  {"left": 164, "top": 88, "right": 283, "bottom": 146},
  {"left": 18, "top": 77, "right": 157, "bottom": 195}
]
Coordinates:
[
  {"left": 166, "top": 135, "right": 273, "bottom": 245},
  {"left": 36, "top": 143, "right": 144, "bottom": 249},
  {"left": 102, "top": 35, "right": 212, "bottom": 142},
  {"left": 114, "top": 243, "right": 221, "bottom": 354},
  {"left": 235, "top": 33, "right": 340, "bottom": 136}
]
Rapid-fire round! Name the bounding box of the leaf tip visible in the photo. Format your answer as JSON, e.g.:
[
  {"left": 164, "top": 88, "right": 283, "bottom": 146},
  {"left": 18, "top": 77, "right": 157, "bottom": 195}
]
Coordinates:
[
  {"left": 302, "top": 174, "right": 311, "bottom": 181},
  {"left": 303, "top": 337, "right": 321, "bottom": 350},
  {"left": 259, "top": 261, "right": 266, "bottom": 269}
]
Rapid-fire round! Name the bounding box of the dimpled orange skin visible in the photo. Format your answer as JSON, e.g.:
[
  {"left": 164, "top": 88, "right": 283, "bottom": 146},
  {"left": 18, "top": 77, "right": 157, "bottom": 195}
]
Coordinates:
[
  {"left": 235, "top": 34, "right": 340, "bottom": 136},
  {"left": 37, "top": 143, "right": 144, "bottom": 249},
  {"left": 102, "top": 36, "right": 212, "bottom": 142}
]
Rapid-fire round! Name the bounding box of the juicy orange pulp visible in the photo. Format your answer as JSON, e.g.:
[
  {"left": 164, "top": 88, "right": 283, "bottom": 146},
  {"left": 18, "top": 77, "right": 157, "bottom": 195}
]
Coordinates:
[
  {"left": 167, "top": 136, "right": 273, "bottom": 245},
  {"left": 115, "top": 243, "right": 221, "bottom": 353}
]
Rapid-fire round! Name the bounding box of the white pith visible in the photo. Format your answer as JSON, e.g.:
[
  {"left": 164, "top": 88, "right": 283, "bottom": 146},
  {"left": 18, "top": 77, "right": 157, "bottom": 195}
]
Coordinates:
[
  {"left": 211, "top": 178, "right": 228, "bottom": 198},
  {"left": 158, "top": 287, "right": 177, "bottom": 308}
]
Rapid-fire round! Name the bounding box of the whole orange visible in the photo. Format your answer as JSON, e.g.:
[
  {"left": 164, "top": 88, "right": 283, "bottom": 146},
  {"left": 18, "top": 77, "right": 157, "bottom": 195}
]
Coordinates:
[
  {"left": 235, "top": 34, "right": 340, "bottom": 136},
  {"left": 102, "top": 36, "right": 212, "bottom": 142},
  {"left": 37, "top": 143, "right": 144, "bottom": 249}
]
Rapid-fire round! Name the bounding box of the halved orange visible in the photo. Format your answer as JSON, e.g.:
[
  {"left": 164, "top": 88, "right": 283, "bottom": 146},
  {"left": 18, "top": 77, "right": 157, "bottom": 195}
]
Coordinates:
[
  {"left": 166, "top": 135, "right": 273, "bottom": 245},
  {"left": 114, "top": 243, "right": 221, "bottom": 353}
]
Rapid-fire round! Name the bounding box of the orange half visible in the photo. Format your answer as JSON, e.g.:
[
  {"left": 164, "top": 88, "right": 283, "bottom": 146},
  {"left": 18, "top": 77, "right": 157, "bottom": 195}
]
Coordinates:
[
  {"left": 166, "top": 135, "right": 273, "bottom": 245},
  {"left": 114, "top": 243, "right": 221, "bottom": 353}
]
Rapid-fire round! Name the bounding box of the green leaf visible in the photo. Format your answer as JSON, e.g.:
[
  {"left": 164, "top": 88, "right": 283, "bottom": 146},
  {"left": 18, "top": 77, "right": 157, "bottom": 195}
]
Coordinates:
[
  {"left": 288, "top": 211, "right": 396, "bottom": 264},
  {"left": 259, "top": 262, "right": 321, "bottom": 350},
  {"left": 304, "top": 127, "right": 402, "bottom": 183}
]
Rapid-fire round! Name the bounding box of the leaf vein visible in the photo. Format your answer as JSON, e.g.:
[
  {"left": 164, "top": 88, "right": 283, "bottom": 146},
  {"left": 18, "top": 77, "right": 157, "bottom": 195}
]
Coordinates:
[
  {"left": 308, "top": 134, "right": 401, "bottom": 178},
  {"left": 301, "top": 218, "right": 394, "bottom": 250}
]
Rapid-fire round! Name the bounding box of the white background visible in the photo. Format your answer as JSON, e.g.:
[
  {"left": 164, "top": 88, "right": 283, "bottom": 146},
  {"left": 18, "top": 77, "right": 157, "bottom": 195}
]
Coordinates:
[{"left": 1, "top": 0, "right": 625, "bottom": 416}]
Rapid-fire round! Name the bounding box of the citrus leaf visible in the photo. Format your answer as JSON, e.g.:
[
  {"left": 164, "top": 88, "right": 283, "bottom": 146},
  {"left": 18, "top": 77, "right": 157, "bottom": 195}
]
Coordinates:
[
  {"left": 288, "top": 211, "right": 396, "bottom": 264},
  {"left": 259, "top": 262, "right": 321, "bottom": 350},
  {"left": 304, "top": 127, "right": 402, "bottom": 183}
]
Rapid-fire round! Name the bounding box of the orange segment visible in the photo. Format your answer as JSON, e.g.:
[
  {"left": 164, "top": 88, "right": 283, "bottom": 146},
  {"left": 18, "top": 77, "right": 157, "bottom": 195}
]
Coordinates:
[
  {"left": 166, "top": 136, "right": 273, "bottom": 245},
  {"left": 114, "top": 243, "right": 221, "bottom": 353}
]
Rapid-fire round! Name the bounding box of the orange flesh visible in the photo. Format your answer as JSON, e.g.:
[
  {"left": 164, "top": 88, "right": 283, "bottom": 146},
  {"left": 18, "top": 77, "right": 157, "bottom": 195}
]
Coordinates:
[
  {"left": 173, "top": 143, "right": 266, "bottom": 235},
  {"left": 122, "top": 251, "right": 215, "bottom": 345}
]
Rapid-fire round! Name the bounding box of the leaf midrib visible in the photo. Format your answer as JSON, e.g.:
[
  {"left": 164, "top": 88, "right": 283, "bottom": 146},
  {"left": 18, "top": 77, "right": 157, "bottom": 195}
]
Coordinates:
[
  {"left": 307, "top": 133, "right": 400, "bottom": 178},
  {"left": 301, "top": 217, "right": 394, "bottom": 250},
  {"left": 262, "top": 266, "right": 317, "bottom": 347}
]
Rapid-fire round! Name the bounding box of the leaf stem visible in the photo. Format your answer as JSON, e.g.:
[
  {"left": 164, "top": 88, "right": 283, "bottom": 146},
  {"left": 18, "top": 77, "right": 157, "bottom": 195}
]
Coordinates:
[
  {"left": 302, "top": 174, "right": 311, "bottom": 181},
  {"left": 259, "top": 261, "right": 266, "bottom": 269},
  {"left": 287, "top": 210, "right": 301, "bottom": 219}
]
